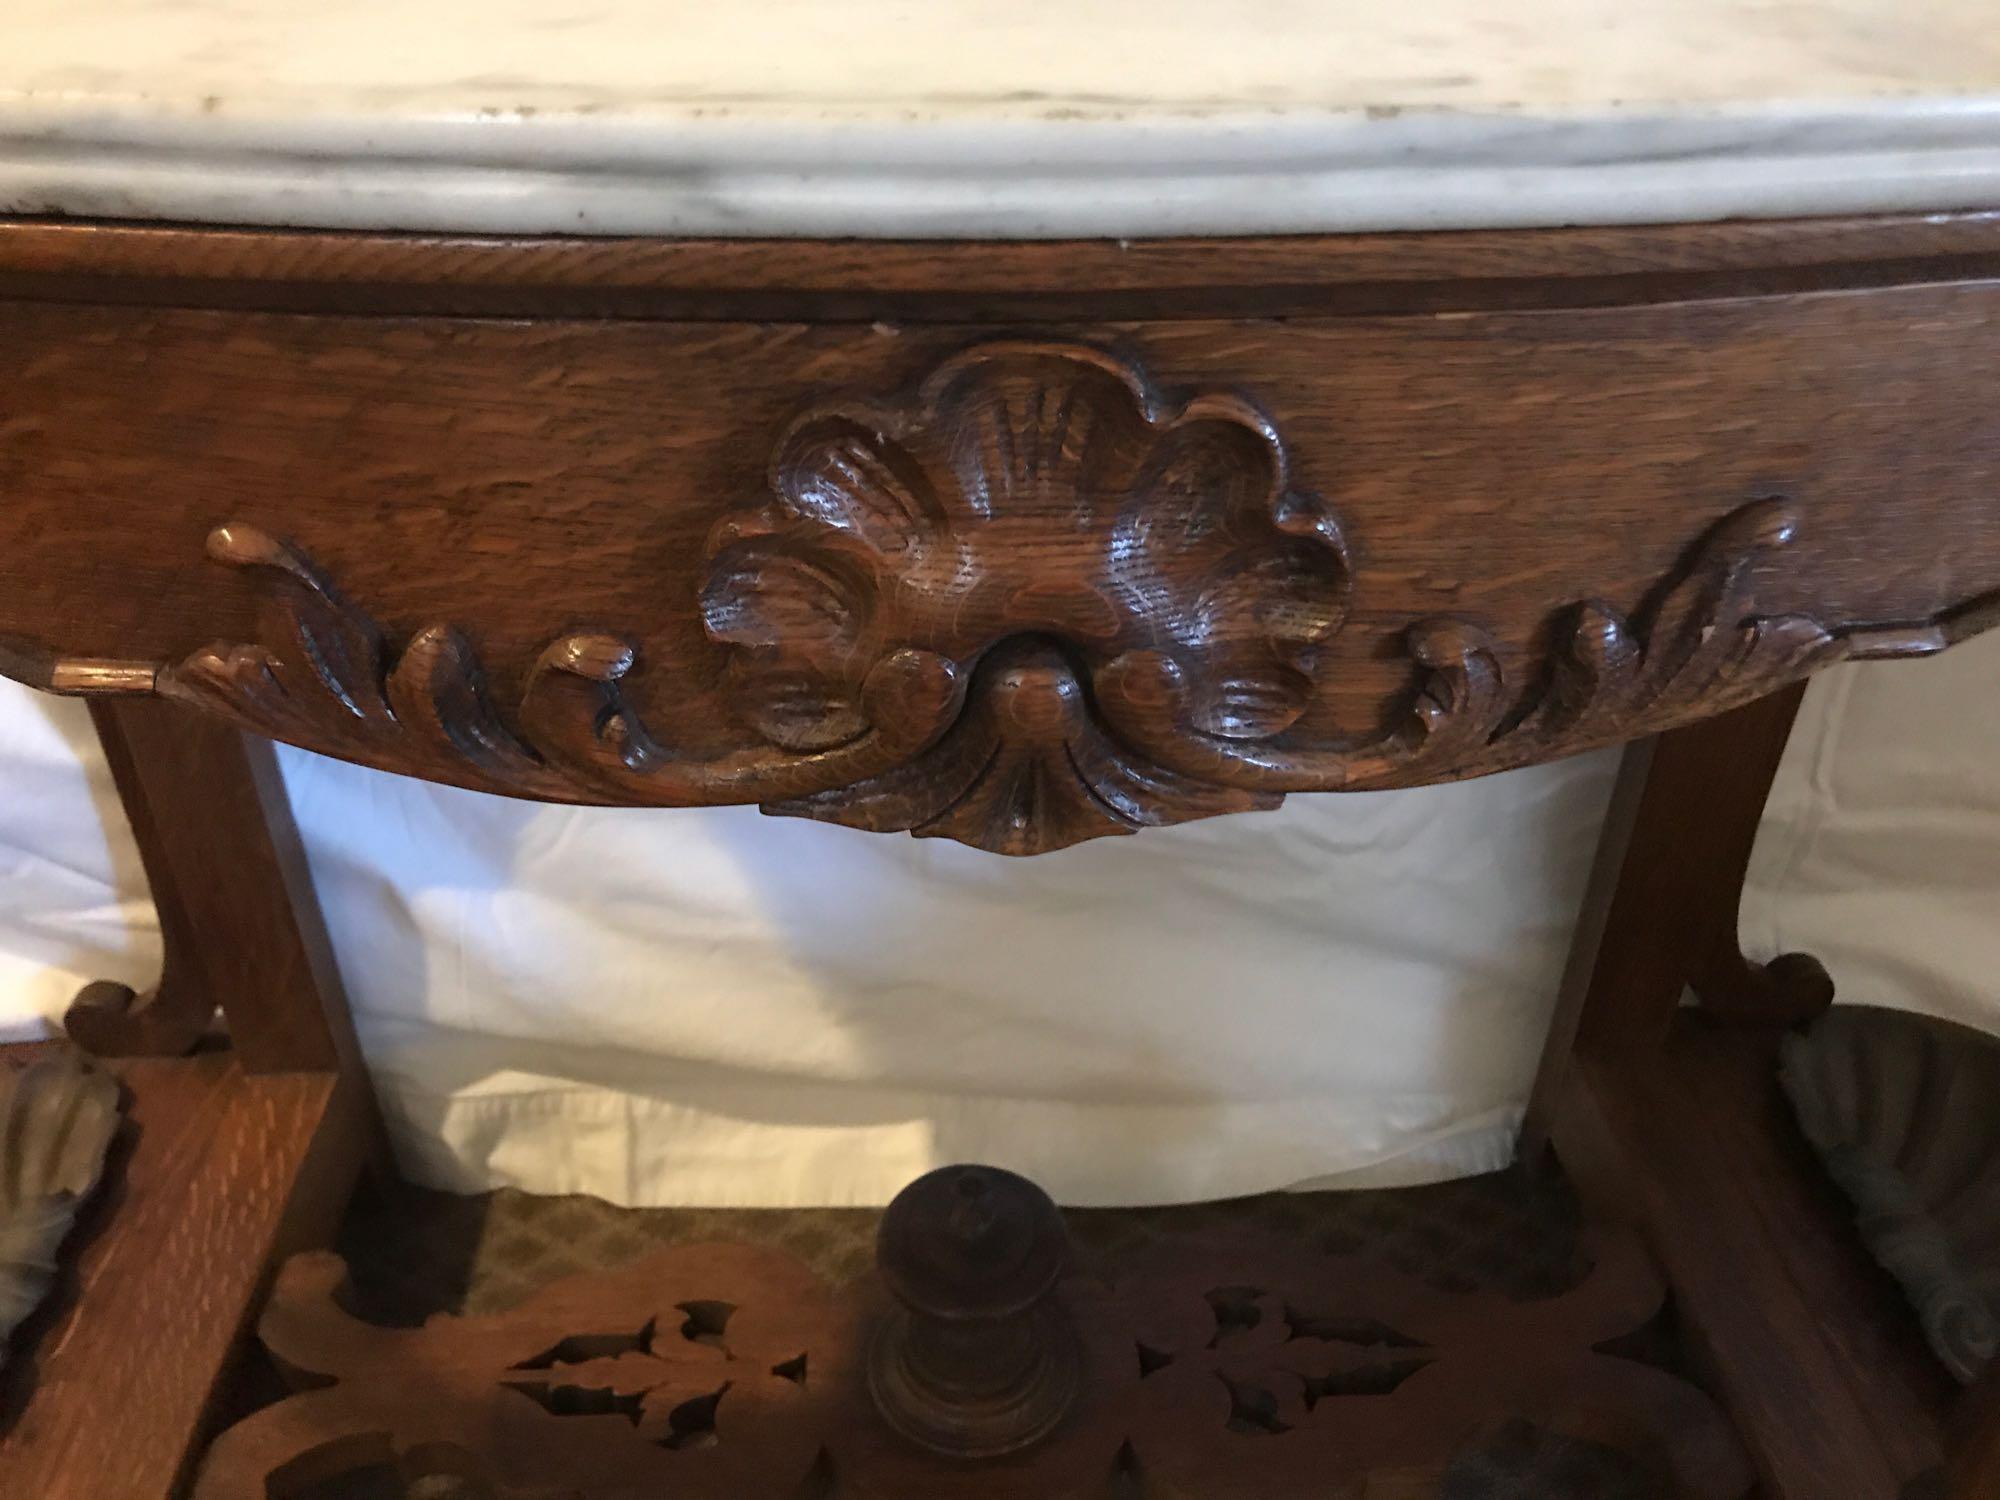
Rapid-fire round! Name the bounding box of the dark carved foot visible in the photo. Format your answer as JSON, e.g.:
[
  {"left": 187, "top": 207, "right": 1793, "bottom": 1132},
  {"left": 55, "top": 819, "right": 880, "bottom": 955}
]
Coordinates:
[
  {"left": 1693, "top": 944, "right": 1835, "bottom": 1029},
  {"left": 1782, "top": 1007, "right": 2000, "bottom": 1386},
  {"left": 0, "top": 1049, "right": 123, "bottom": 1368},
  {"left": 63, "top": 975, "right": 214, "bottom": 1058},
  {"left": 868, "top": 1163, "right": 1082, "bottom": 1459}
]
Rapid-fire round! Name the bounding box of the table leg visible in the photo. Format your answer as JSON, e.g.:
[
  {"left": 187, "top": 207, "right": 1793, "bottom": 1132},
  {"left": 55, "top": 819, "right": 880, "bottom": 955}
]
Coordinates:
[
  {"left": 1522, "top": 681, "right": 1831, "bottom": 1158},
  {"left": 1527, "top": 681, "right": 1963, "bottom": 1497},
  {"left": 64, "top": 699, "right": 361, "bottom": 1076},
  {"left": 5, "top": 702, "right": 382, "bottom": 1495}
]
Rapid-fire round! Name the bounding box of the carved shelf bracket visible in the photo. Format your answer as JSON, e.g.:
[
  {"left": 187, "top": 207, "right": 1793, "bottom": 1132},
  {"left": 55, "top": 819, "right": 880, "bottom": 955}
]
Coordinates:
[
  {"left": 193, "top": 1221, "right": 1751, "bottom": 1499},
  {"left": 25, "top": 341, "right": 1977, "bottom": 856}
]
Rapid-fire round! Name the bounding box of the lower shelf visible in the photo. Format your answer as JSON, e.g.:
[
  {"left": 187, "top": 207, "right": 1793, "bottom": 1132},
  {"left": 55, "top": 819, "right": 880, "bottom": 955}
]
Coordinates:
[
  {"left": 11, "top": 1018, "right": 1958, "bottom": 1499},
  {"left": 198, "top": 1169, "right": 1751, "bottom": 1499}
]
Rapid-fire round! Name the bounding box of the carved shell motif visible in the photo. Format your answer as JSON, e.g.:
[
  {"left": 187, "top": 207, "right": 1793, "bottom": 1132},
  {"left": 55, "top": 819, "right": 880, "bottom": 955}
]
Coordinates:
[
  {"left": 70, "top": 341, "right": 1920, "bottom": 856},
  {"left": 700, "top": 346, "right": 1856, "bottom": 850},
  {"left": 1781, "top": 1007, "right": 2000, "bottom": 1384},
  {"left": 703, "top": 345, "right": 1350, "bottom": 853},
  {"left": 0, "top": 1050, "right": 122, "bottom": 1369}
]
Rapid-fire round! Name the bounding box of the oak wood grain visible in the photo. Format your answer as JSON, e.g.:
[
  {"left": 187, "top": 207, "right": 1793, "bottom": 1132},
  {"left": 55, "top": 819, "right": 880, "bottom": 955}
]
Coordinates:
[
  {"left": 0, "top": 1046, "right": 367, "bottom": 1500},
  {"left": 3, "top": 294, "right": 1996, "bottom": 851},
  {"left": 1557, "top": 1023, "right": 1957, "bottom": 1499},
  {"left": 63, "top": 701, "right": 223, "bottom": 1057},
  {"left": 1, "top": 210, "right": 1993, "bottom": 1487},
  {"left": 195, "top": 1208, "right": 1749, "bottom": 1499},
  {"left": 2, "top": 214, "right": 2000, "bottom": 321},
  {"left": 1523, "top": 684, "right": 1834, "bottom": 1154},
  {"left": 1518, "top": 734, "right": 1657, "bottom": 1166},
  {"left": 64, "top": 699, "right": 365, "bottom": 1075}
]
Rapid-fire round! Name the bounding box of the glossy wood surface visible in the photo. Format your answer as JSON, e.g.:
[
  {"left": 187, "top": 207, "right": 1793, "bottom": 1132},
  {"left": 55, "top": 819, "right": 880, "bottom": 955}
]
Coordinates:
[
  {"left": 194, "top": 1192, "right": 1750, "bottom": 1499},
  {"left": 3, "top": 238, "right": 1997, "bottom": 850},
  {"left": 0, "top": 1045, "right": 365, "bottom": 1500},
  {"left": 1522, "top": 683, "right": 1832, "bottom": 1155},
  {"left": 2, "top": 214, "right": 2000, "bottom": 320},
  {"left": 1, "top": 212, "right": 1995, "bottom": 1491},
  {"left": 1558, "top": 1023, "right": 1960, "bottom": 1499},
  {"left": 64, "top": 701, "right": 364, "bottom": 1071}
]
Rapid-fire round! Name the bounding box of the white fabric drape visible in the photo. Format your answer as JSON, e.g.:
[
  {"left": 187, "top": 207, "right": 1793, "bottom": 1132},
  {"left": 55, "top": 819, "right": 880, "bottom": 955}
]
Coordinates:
[
  {"left": 1, "top": 629, "right": 1993, "bottom": 1207},
  {"left": 1739, "top": 631, "right": 2000, "bottom": 1035}
]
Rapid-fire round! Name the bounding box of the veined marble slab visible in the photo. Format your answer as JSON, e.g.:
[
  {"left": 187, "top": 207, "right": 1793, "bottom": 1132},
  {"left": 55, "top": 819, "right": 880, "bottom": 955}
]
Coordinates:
[{"left": 6, "top": 0, "right": 2000, "bottom": 237}]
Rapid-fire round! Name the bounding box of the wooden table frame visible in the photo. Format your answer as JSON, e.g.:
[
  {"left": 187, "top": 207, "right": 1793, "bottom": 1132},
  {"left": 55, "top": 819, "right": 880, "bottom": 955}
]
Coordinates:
[{"left": 2, "top": 213, "right": 1999, "bottom": 1497}]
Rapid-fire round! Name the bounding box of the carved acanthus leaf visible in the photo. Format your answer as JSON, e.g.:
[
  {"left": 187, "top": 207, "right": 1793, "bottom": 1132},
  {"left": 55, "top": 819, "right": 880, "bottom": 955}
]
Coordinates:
[
  {"left": 773, "top": 641, "right": 1276, "bottom": 856},
  {"left": 1092, "top": 496, "right": 1851, "bottom": 795},
  {"left": 66, "top": 343, "right": 1932, "bottom": 856},
  {"left": 159, "top": 525, "right": 964, "bottom": 809}
]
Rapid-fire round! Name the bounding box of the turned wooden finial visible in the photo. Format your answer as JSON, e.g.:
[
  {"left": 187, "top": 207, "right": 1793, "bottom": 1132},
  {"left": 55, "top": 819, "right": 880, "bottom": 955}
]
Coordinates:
[{"left": 868, "top": 1163, "right": 1082, "bottom": 1458}]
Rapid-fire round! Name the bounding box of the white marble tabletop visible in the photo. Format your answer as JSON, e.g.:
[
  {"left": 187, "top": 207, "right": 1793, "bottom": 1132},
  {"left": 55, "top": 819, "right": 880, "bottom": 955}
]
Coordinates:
[{"left": 6, "top": 0, "right": 2000, "bottom": 237}]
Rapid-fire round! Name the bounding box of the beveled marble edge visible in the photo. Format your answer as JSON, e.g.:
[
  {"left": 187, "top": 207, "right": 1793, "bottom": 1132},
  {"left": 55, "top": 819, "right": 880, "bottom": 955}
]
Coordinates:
[{"left": 5, "top": 97, "right": 2000, "bottom": 238}]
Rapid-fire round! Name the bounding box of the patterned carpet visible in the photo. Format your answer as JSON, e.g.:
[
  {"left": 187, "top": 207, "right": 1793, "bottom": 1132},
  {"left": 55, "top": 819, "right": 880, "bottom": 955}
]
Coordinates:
[{"left": 336, "top": 1166, "right": 1590, "bottom": 1325}]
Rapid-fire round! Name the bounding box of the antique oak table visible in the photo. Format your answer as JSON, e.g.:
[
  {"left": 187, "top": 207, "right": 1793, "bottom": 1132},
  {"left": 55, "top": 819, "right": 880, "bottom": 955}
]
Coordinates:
[{"left": 3, "top": 2, "right": 2000, "bottom": 1496}]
